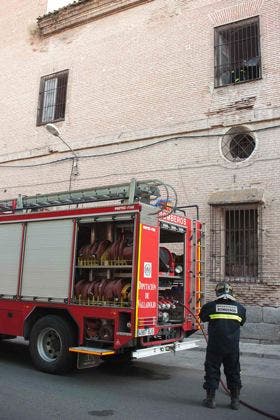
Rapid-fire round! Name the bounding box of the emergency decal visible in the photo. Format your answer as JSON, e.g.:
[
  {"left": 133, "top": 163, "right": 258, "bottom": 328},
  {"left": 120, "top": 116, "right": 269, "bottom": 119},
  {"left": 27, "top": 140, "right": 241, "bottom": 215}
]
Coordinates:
[
  {"left": 144, "top": 262, "right": 152, "bottom": 278},
  {"left": 215, "top": 304, "right": 238, "bottom": 314},
  {"left": 159, "top": 211, "right": 187, "bottom": 227},
  {"left": 138, "top": 272, "right": 157, "bottom": 309}
]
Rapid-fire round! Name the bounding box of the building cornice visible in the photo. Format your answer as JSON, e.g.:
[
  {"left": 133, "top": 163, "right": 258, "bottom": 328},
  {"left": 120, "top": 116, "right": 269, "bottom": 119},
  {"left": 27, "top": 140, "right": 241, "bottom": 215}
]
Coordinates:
[{"left": 37, "top": 0, "right": 153, "bottom": 37}]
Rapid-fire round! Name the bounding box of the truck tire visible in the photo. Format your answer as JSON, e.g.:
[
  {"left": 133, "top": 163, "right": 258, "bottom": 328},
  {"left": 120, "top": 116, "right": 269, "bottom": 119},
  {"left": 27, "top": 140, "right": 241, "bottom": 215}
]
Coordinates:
[{"left": 29, "top": 315, "right": 76, "bottom": 374}]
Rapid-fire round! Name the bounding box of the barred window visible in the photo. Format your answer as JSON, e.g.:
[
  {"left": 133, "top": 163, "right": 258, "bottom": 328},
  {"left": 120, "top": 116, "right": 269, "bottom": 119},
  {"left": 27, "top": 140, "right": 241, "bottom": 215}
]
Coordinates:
[
  {"left": 221, "top": 126, "right": 256, "bottom": 162},
  {"left": 37, "top": 70, "right": 69, "bottom": 125},
  {"left": 210, "top": 205, "right": 262, "bottom": 282},
  {"left": 214, "top": 17, "right": 261, "bottom": 87}
]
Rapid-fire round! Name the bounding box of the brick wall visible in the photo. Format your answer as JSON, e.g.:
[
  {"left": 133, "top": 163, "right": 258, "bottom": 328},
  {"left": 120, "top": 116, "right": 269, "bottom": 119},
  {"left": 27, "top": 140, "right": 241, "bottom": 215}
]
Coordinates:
[{"left": 0, "top": 0, "right": 280, "bottom": 323}]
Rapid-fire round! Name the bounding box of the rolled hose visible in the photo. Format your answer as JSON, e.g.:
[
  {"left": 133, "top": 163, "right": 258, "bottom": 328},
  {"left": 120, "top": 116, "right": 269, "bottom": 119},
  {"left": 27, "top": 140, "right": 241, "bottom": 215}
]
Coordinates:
[{"left": 174, "top": 300, "right": 280, "bottom": 420}]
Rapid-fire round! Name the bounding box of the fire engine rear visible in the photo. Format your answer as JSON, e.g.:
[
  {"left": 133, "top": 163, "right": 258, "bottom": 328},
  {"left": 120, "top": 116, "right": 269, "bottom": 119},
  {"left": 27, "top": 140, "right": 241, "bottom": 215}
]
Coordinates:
[{"left": 0, "top": 179, "right": 204, "bottom": 373}]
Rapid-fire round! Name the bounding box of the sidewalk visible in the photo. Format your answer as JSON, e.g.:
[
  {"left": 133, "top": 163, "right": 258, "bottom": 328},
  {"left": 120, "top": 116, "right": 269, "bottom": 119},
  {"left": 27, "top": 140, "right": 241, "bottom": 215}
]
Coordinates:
[{"left": 191, "top": 336, "right": 280, "bottom": 360}]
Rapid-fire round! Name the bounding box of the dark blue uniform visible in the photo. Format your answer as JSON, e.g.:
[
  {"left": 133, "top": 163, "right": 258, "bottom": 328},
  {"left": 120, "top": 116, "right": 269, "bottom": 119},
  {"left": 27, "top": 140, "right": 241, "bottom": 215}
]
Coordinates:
[{"left": 200, "top": 298, "right": 246, "bottom": 392}]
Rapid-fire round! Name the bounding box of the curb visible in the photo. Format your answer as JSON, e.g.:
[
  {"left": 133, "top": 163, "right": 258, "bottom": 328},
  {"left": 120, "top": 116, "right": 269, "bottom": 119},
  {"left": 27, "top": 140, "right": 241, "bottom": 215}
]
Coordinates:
[
  {"left": 241, "top": 352, "right": 280, "bottom": 360},
  {"left": 189, "top": 345, "right": 280, "bottom": 360}
]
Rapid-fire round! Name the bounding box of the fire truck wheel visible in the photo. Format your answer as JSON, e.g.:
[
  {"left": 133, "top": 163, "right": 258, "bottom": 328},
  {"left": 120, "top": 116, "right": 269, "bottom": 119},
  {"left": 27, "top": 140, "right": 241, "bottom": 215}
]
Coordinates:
[{"left": 29, "top": 315, "right": 76, "bottom": 374}]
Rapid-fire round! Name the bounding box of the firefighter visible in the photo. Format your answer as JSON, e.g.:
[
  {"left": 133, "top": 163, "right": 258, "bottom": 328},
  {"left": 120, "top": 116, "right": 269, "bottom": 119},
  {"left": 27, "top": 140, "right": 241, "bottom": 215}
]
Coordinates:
[{"left": 199, "top": 282, "right": 246, "bottom": 410}]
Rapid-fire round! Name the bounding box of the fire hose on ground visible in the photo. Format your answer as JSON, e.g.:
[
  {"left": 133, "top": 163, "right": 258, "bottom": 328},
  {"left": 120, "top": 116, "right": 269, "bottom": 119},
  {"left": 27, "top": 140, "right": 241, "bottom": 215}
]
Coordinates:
[{"left": 174, "top": 301, "right": 280, "bottom": 420}]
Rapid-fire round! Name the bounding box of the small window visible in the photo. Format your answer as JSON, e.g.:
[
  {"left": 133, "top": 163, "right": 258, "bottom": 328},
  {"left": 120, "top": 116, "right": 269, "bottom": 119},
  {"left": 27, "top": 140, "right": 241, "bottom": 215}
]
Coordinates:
[
  {"left": 210, "top": 204, "right": 262, "bottom": 282},
  {"left": 214, "top": 17, "right": 261, "bottom": 87},
  {"left": 37, "top": 70, "right": 69, "bottom": 125},
  {"left": 221, "top": 127, "right": 256, "bottom": 162}
]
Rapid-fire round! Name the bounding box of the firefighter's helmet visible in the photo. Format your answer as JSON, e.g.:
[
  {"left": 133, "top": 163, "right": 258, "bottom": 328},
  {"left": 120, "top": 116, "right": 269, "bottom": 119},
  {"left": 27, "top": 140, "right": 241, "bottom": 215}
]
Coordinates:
[{"left": 215, "top": 282, "right": 234, "bottom": 300}]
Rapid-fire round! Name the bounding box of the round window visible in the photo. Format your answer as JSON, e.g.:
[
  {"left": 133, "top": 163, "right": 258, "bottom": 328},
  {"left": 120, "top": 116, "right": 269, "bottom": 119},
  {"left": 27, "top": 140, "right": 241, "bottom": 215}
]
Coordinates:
[{"left": 221, "top": 127, "right": 256, "bottom": 162}]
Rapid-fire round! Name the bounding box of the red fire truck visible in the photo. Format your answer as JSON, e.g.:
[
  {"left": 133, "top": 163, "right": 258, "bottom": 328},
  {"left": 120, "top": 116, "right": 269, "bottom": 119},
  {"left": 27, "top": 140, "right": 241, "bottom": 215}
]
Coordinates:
[{"left": 0, "top": 179, "right": 204, "bottom": 373}]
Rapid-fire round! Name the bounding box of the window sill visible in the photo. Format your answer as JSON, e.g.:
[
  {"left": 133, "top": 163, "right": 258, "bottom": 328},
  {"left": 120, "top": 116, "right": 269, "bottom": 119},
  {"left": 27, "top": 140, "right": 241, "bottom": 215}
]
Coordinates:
[
  {"left": 37, "top": 0, "right": 153, "bottom": 37},
  {"left": 214, "top": 76, "right": 262, "bottom": 89},
  {"left": 36, "top": 117, "right": 65, "bottom": 127}
]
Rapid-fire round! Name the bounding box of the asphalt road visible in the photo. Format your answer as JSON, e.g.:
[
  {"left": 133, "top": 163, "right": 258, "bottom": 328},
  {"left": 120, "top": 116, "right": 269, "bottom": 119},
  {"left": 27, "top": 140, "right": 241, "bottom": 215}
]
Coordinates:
[{"left": 0, "top": 338, "right": 279, "bottom": 420}]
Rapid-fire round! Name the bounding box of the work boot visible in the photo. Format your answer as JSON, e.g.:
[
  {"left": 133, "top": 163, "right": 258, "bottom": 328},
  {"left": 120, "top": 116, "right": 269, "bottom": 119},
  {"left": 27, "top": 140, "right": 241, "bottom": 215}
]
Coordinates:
[
  {"left": 230, "top": 388, "right": 240, "bottom": 410},
  {"left": 203, "top": 389, "right": 216, "bottom": 409}
]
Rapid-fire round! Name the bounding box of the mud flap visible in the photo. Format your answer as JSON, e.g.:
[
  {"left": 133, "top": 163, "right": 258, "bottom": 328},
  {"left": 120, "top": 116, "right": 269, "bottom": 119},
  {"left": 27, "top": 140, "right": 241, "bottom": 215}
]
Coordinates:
[{"left": 76, "top": 353, "right": 102, "bottom": 369}]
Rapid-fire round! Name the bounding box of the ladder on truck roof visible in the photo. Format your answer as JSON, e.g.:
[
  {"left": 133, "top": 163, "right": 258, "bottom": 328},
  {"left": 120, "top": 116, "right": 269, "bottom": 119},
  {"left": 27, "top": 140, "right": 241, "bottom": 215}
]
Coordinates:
[{"left": 0, "top": 179, "right": 162, "bottom": 212}]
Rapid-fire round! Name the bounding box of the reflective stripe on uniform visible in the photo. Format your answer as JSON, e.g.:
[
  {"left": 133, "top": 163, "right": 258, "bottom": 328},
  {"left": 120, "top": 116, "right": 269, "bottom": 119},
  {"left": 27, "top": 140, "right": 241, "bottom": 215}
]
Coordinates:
[{"left": 209, "top": 314, "right": 242, "bottom": 322}]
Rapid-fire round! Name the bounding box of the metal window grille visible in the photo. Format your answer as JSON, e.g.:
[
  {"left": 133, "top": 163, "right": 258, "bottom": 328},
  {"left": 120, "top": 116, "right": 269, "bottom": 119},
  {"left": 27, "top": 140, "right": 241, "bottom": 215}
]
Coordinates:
[
  {"left": 214, "top": 17, "right": 261, "bottom": 87},
  {"left": 37, "top": 70, "right": 69, "bottom": 125},
  {"left": 228, "top": 133, "right": 255, "bottom": 160},
  {"left": 210, "top": 205, "right": 263, "bottom": 283},
  {"left": 221, "top": 127, "right": 256, "bottom": 162}
]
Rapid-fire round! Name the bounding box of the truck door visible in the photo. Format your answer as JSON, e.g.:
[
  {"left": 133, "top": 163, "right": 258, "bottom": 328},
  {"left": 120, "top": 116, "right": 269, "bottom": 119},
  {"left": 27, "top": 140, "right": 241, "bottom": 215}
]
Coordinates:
[
  {"left": 135, "top": 222, "right": 159, "bottom": 338},
  {"left": 21, "top": 219, "right": 74, "bottom": 301}
]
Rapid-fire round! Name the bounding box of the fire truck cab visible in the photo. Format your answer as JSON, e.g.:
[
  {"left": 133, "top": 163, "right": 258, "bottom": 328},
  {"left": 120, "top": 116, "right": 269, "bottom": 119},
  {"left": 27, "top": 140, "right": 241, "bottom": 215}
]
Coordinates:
[{"left": 0, "top": 179, "right": 204, "bottom": 373}]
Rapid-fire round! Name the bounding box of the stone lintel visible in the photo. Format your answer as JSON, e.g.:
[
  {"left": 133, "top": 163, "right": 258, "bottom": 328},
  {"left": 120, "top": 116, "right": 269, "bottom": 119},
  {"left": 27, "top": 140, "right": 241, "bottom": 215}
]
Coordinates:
[
  {"left": 38, "top": 0, "right": 153, "bottom": 37},
  {"left": 208, "top": 188, "right": 264, "bottom": 206}
]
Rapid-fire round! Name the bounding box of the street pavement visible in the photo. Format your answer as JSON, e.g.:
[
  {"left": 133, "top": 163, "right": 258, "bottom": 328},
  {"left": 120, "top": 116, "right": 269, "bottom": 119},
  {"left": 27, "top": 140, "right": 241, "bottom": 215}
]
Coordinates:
[
  {"left": 142, "top": 335, "right": 280, "bottom": 419},
  {"left": 0, "top": 336, "right": 279, "bottom": 420}
]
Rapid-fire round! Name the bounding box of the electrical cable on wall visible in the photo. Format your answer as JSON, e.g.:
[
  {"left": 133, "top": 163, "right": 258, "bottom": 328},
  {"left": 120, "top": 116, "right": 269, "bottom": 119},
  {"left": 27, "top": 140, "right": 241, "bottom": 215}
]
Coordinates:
[{"left": 0, "top": 123, "right": 280, "bottom": 169}]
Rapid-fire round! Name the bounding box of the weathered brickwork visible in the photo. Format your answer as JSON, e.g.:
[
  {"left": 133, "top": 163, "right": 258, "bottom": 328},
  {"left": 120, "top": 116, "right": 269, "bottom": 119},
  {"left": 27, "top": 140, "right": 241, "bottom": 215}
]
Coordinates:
[
  {"left": 0, "top": 0, "right": 279, "bottom": 339},
  {"left": 38, "top": 0, "right": 153, "bottom": 36}
]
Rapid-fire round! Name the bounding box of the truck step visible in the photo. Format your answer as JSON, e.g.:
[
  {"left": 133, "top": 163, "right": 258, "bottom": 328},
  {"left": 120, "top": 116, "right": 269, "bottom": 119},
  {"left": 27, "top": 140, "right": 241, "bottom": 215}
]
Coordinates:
[
  {"left": 69, "top": 346, "right": 115, "bottom": 356},
  {"left": 132, "top": 339, "right": 199, "bottom": 359}
]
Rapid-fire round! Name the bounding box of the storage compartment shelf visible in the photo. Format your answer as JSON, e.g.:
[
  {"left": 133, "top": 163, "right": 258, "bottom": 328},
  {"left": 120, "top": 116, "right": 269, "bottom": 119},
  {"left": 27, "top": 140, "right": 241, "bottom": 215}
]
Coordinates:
[
  {"left": 74, "top": 219, "right": 134, "bottom": 308},
  {"left": 159, "top": 274, "right": 183, "bottom": 279},
  {"left": 73, "top": 297, "right": 131, "bottom": 307},
  {"left": 76, "top": 264, "right": 132, "bottom": 269}
]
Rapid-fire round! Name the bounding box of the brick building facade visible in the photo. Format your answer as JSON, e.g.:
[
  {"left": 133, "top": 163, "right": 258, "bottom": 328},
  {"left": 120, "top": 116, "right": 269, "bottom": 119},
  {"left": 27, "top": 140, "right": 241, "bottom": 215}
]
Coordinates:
[{"left": 0, "top": 0, "right": 279, "bottom": 341}]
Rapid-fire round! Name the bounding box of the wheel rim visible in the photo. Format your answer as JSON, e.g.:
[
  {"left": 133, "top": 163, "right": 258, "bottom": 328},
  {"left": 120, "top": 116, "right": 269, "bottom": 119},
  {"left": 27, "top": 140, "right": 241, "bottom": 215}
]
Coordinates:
[{"left": 37, "top": 327, "right": 62, "bottom": 362}]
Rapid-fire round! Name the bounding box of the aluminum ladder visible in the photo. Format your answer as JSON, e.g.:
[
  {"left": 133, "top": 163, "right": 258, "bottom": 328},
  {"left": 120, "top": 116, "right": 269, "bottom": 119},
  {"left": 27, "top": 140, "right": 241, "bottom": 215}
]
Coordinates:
[{"left": 0, "top": 178, "right": 161, "bottom": 212}]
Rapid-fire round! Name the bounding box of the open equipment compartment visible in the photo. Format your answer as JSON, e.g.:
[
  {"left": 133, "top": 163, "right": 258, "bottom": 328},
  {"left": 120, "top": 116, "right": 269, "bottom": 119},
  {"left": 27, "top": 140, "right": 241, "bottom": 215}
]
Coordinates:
[
  {"left": 74, "top": 214, "right": 136, "bottom": 309},
  {"left": 158, "top": 222, "right": 185, "bottom": 325}
]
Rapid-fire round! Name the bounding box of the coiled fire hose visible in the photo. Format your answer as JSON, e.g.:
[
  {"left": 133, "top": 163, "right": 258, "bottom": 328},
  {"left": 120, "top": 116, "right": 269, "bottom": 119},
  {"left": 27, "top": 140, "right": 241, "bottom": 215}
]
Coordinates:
[{"left": 174, "top": 301, "right": 280, "bottom": 420}]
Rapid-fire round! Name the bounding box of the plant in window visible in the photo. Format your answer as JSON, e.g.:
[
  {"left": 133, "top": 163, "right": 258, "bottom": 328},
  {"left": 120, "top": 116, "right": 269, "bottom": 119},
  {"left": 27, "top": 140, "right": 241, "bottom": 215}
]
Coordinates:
[{"left": 214, "top": 17, "right": 261, "bottom": 87}]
